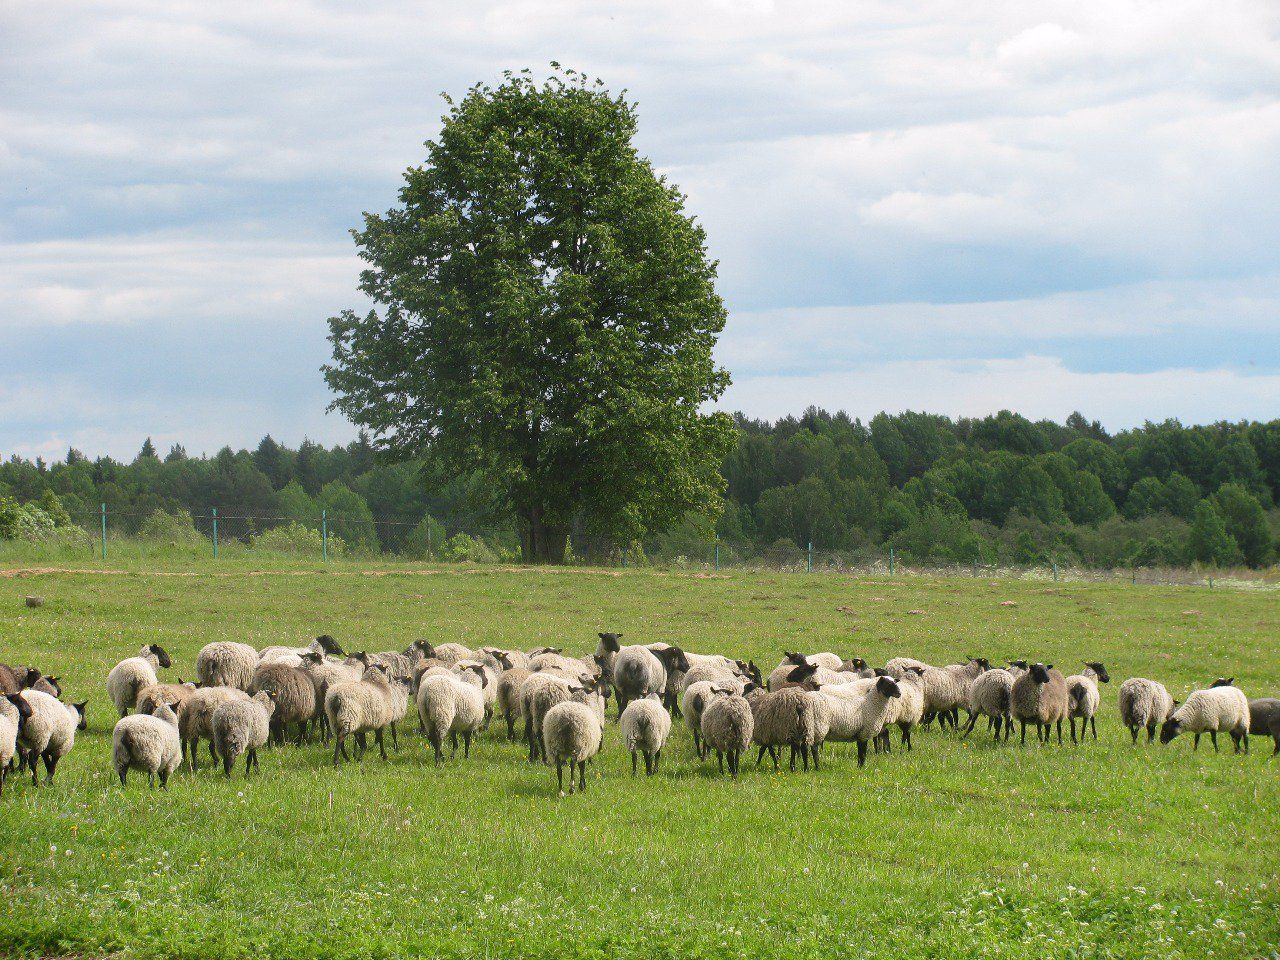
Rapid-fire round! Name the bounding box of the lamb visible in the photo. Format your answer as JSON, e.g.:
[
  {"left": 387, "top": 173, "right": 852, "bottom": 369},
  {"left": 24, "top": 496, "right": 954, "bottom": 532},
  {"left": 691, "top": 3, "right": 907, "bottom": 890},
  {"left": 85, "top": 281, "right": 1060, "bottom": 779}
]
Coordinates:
[
  {"left": 212, "top": 691, "right": 277, "bottom": 776},
  {"left": 619, "top": 696, "right": 672, "bottom": 776},
  {"left": 15, "top": 690, "right": 86, "bottom": 785},
  {"left": 325, "top": 665, "right": 397, "bottom": 767},
  {"left": 195, "top": 641, "right": 259, "bottom": 690},
  {"left": 1247, "top": 699, "right": 1280, "bottom": 755},
  {"left": 1010, "top": 663, "right": 1069, "bottom": 745},
  {"left": 259, "top": 634, "right": 345, "bottom": 666},
  {"left": 1118, "top": 677, "right": 1175, "bottom": 744},
  {"left": 611, "top": 643, "right": 690, "bottom": 715},
  {"left": 496, "top": 666, "right": 532, "bottom": 741},
  {"left": 700, "top": 688, "right": 754, "bottom": 778},
  {"left": 541, "top": 685, "right": 606, "bottom": 795},
  {"left": 0, "top": 694, "right": 33, "bottom": 797},
  {"left": 179, "top": 686, "right": 251, "bottom": 770},
  {"left": 748, "top": 669, "right": 824, "bottom": 771},
  {"left": 817, "top": 675, "right": 902, "bottom": 766},
  {"left": 961, "top": 668, "right": 1014, "bottom": 741},
  {"left": 1160, "top": 686, "right": 1250, "bottom": 752},
  {"left": 112, "top": 702, "right": 182, "bottom": 788},
  {"left": 416, "top": 664, "right": 487, "bottom": 764},
  {"left": 248, "top": 662, "right": 317, "bottom": 746},
  {"left": 1064, "top": 662, "right": 1110, "bottom": 743},
  {"left": 136, "top": 681, "right": 199, "bottom": 716},
  {"left": 106, "top": 644, "right": 172, "bottom": 717}
]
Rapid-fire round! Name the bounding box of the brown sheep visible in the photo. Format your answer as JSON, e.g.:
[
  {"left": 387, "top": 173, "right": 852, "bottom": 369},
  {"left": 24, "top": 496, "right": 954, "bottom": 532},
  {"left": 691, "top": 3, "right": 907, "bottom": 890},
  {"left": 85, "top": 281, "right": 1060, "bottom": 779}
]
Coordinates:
[
  {"left": 249, "top": 662, "right": 317, "bottom": 746},
  {"left": 1011, "top": 663, "right": 1069, "bottom": 745}
]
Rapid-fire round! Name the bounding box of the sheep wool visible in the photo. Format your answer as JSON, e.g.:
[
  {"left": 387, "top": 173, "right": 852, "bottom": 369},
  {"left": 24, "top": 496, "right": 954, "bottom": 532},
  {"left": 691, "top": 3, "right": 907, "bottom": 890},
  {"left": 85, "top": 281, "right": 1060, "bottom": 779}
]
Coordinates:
[
  {"left": 619, "top": 696, "right": 671, "bottom": 776},
  {"left": 750, "top": 686, "right": 823, "bottom": 772},
  {"left": 1064, "top": 662, "right": 1110, "bottom": 743},
  {"left": 962, "top": 669, "right": 1014, "bottom": 742},
  {"left": 1160, "top": 686, "right": 1250, "bottom": 753},
  {"left": 1010, "top": 664, "right": 1069, "bottom": 745},
  {"left": 542, "top": 700, "right": 604, "bottom": 795},
  {"left": 249, "top": 662, "right": 318, "bottom": 746},
  {"left": 1247, "top": 699, "right": 1280, "bottom": 756},
  {"left": 136, "top": 681, "right": 199, "bottom": 717},
  {"left": 0, "top": 693, "right": 33, "bottom": 798},
  {"left": 700, "top": 690, "right": 754, "bottom": 777},
  {"left": 195, "top": 641, "right": 259, "bottom": 690},
  {"left": 325, "top": 666, "right": 397, "bottom": 766},
  {"left": 212, "top": 691, "right": 276, "bottom": 776},
  {"left": 817, "top": 676, "right": 901, "bottom": 767},
  {"left": 496, "top": 666, "right": 532, "bottom": 741},
  {"left": 16, "top": 689, "right": 85, "bottom": 786},
  {"left": 521, "top": 672, "right": 578, "bottom": 763},
  {"left": 112, "top": 703, "right": 182, "bottom": 788},
  {"left": 179, "top": 686, "right": 251, "bottom": 770},
  {"left": 106, "top": 644, "right": 172, "bottom": 717},
  {"left": 1117, "top": 678, "right": 1174, "bottom": 744},
  {"left": 417, "top": 668, "right": 486, "bottom": 763}
]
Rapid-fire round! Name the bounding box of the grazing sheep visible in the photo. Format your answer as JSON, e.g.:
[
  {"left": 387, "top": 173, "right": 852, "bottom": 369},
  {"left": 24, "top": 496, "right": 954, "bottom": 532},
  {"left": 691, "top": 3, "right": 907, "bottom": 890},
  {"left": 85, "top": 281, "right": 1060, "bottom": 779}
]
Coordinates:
[
  {"left": 496, "top": 666, "right": 532, "bottom": 741},
  {"left": 112, "top": 703, "right": 182, "bottom": 788},
  {"left": 15, "top": 690, "right": 86, "bottom": 785},
  {"left": 212, "top": 691, "right": 277, "bottom": 776},
  {"left": 1011, "top": 663, "right": 1069, "bottom": 745},
  {"left": 1006, "top": 660, "right": 1029, "bottom": 677},
  {"left": 259, "top": 634, "right": 345, "bottom": 666},
  {"left": 106, "top": 645, "right": 172, "bottom": 717},
  {"left": 195, "top": 641, "right": 259, "bottom": 690},
  {"left": 1065, "top": 662, "right": 1110, "bottom": 743},
  {"left": 1118, "top": 677, "right": 1175, "bottom": 744},
  {"left": 620, "top": 696, "right": 671, "bottom": 776},
  {"left": 481, "top": 646, "right": 527, "bottom": 671},
  {"left": 325, "top": 665, "right": 397, "bottom": 767},
  {"left": 542, "top": 691, "right": 606, "bottom": 796},
  {"left": 700, "top": 688, "right": 754, "bottom": 778},
  {"left": 0, "top": 694, "right": 33, "bottom": 798},
  {"left": 962, "top": 669, "right": 1014, "bottom": 741},
  {"left": 248, "top": 662, "right": 317, "bottom": 746},
  {"left": 417, "top": 664, "right": 487, "bottom": 764},
  {"left": 1248, "top": 699, "right": 1280, "bottom": 755},
  {"left": 179, "top": 687, "right": 251, "bottom": 770},
  {"left": 817, "top": 676, "right": 901, "bottom": 767},
  {"left": 1160, "top": 686, "right": 1250, "bottom": 752},
  {"left": 749, "top": 669, "right": 824, "bottom": 771},
  {"left": 24, "top": 672, "right": 62, "bottom": 698},
  {"left": 136, "top": 681, "right": 198, "bottom": 717},
  {"left": 611, "top": 644, "right": 690, "bottom": 715},
  {"left": 529, "top": 651, "right": 596, "bottom": 681}
]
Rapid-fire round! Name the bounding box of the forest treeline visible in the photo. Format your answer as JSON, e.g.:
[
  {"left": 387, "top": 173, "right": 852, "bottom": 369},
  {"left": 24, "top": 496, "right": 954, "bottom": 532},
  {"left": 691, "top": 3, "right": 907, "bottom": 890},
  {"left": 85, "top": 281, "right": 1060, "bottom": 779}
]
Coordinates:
[{"left": 2, "top": 409, "right": 1278, "bottom": 568}]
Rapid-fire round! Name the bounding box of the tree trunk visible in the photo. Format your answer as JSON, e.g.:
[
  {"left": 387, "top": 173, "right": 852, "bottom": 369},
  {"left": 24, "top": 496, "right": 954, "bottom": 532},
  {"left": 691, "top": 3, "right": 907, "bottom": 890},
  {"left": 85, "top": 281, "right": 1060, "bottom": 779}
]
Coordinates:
[{"left": 522, "top": 506, "right": 569, "bottom": 564}]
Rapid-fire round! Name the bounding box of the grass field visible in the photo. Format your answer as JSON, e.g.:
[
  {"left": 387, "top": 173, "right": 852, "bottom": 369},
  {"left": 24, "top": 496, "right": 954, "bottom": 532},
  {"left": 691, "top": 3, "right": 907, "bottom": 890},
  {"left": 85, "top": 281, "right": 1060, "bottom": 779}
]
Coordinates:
[{"left": 0, "top": 558, "right": 1277, "bottom": 959}]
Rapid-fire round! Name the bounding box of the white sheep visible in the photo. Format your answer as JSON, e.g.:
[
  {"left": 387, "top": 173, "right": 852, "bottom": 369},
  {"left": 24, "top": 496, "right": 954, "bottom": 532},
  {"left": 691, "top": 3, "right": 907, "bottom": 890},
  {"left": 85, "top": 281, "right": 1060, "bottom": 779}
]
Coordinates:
[
  {"left": 112, "top": 703, "right": 182, "bottom": 788},
  {"left": 1118, "top": 677, "right": 1175, "bottom": 744},
  {"left": 195, "top": 641, "right": 259, "bottom": 690},
  {"left": 259, "top": 635, "right": 346, "bottom": 667},
  {"left": 619, "top": 696, "right": 672, "bottom": 775},
  {"left": 212, "top": 691, "right": 277, "bottom": 776},
  {"left": 178, "top": 686, "right": 250, "bottom": 770},
  {"left": 106, "top": 644, "right": 172, "bottom": 717},
  {"left": 325, "top": 665, "right": 397, "bottom": 766},
  {"left": 1160, "top": 685, "right": 1250, "bottom": 752},
  {"left": 542, "top": 687, "right": 606, "bottom": 796},
  {"left": 16, "top": 690, "right": 86, "bottom": 785},
  {"left": 1064, "top": 662, "right": 1110, "bottom": 743},
  {"left": 416, "top": 664, "right": 487, "bottom": 763},
  {"left": 0, "top": 693, "right": 33, "bottom": 798},
  {"left": 700, "top": 689, "right": 754, "bottom": 777},
  {"left": 961, "top": 668, "right": 1014, "bottom": 741},
  {"left": 816, "top": 676, "right": 901, "bottom": 767}
]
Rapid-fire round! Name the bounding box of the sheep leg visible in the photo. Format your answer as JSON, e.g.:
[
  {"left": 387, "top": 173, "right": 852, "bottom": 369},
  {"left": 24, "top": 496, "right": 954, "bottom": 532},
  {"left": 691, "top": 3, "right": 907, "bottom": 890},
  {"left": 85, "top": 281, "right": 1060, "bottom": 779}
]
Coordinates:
[
  {"left": 430, "top": 732, "right": 443, "bottom": 766},
  {"left": 223, "top": 750, "right": 234, "bottom": 777},
  {"left": 903, "top": 726, "right": 913, "bottom": 750},
  {"left": 961, "top": 713, "right": 979, "bottom": 739},
  {"left": 1056, "top": 719, "right": 1063, "bottom": 745},
  {"left": 505, "top": 713, "right": 516, "bottom": 742},
  {"left": 631, "top": 751, "right": 638, "bottom": 776},
  {"left": 390, "top": 722, "right": 399, "bottom": 753},
  {"left": 567, "top": 761, "right": 577, "bottom": 795},
  {"left": 811, "top": 744, "right": 821, "bottom": 770},
  {"left": 464, "top": 733, "right": 474, "bottom": 759},
  {"left": 159, "top": 768, "right": 169, "bottom": 790},
  {"left": 245, "top": 752, "right": 253, "bottom": 777},
  {"left": 1020, "top": 720, "right": 1027, "bottom": 745},
  {"left": 332, "top": 736, "right": 344, "bottom": 767},
  {"left": 482, "top": 706, "right": 492, "bottom": 731},
  {"left": 449, "top": 730, "right": 458, "bottom": 758},
  {"left": 1210, "top": 731, "right": 1219, "bottom": 752},
  {"left": 354, "top": 731, "right": 367, "bottom": 760},
  {"left": 856, "top": 739, "right": 867, "bottom": 768},
  {"left": 578, "top": 760, "right": 587, "bottom": 793},
  {"left": 1193, "top": 732, "right": 1201, "bottom": 751},
  {"left": 717, "top": 751, "right": 724, "bottom": 775},
  {"left": 1242, "top": 732, "right": 1249, "bottom": 754},
  {"left": 1147, "top": 723, "right": 1157, "bottom": 744},
  {"left": 1069, "top": 718, "right": 1077, "bottom": 744},
  {"left": 44, "top": 752, "right": 59, "bottom": 784},
  {"left": 1090, "top": 716, "right": 1098, "bottom": 740},
  {"left": 376, "top": 728, "right": 388, "bottom": 761},
  {"left": 646, "top": 751, "right": 655, "bottom": 776},
  {"left": 555, "top": 761, "right": 565, "bottom": 794}
]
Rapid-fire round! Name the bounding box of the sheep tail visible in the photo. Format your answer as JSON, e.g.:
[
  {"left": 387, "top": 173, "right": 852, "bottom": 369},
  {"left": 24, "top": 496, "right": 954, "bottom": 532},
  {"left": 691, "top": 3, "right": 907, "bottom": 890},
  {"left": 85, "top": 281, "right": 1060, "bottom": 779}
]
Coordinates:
[{"left": 1068, "top": 681, "right": 1087, "bottom": 709}]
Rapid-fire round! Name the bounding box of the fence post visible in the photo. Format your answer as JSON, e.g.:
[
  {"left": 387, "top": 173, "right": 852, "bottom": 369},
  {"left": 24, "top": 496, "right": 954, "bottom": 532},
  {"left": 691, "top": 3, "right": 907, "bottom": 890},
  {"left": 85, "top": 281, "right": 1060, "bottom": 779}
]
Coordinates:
[
  {"left": 972, "top": 554, "right": 978, "bottom": 578},
  {"left": 715, "top": 539, "right": 720, "bottom": 571},
  {"left": 1208, "top": 576, "right": 1213, "bottom": 589},
  {"left": 426, "top": 523, "right": 432, "bottom": 558},
  {"left": 1052, "top": 559, "right": 1058, "bottom": 583},
  {"left": 100, "top": 503, "right": 107, "bottom": 561},
  {"left": 211, "top": 508, "right": 219, "bottom": 559},
  {"left": 889, "top": 547, "right": 895, "bottom": 575},
  {"left": 807, "top": 541, "right": 813, "bottom": 573},
  {"left": 622, "top": 547, "right": 628, "bottom": 569},
  {"left": 1131, "top": 568, "right": 1136, "bottom": 586},
  {"left": 321, "top": 509, "right": 328, "bottom": 562}
]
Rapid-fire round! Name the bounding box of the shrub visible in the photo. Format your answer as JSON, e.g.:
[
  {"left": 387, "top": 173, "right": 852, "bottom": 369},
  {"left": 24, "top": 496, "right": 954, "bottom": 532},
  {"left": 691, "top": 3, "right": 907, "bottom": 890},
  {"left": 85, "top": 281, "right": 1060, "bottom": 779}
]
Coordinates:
[
  {"left": 254, "top": 521, "right": 346, "bottom": 558},
  {"left": 138, "top": 509, "right": 205, "bottom": 545},
  {"left": 401, "top": 514, "right": 447, "bottom": 559},
  {"left": 438, "top": 533, "right": 499, "bottom": 564}
]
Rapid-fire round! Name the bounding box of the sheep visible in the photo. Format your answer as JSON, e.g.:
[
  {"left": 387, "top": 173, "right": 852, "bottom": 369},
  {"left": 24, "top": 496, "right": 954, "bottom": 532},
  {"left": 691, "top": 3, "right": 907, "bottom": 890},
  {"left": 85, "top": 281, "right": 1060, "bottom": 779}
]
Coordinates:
[
  {"left": 521, "top": 671, "right": 579, "bottom": 763},
  {"left": 416, "top": 664, "right": 487, "bottom": 764},
  {"left": 495, "top": 666, "right": 532, "bottom": 741},
  {"left": 359, "top": 641, "right": 433, "bottom": 684},
  {"left": 212, "top": 691, "right": 277, "bottom": 776},
  {"left": 919, "top": 658, "right": 991, "bottom": 731},
  {"left": 15, "top": 690, "right": 86, "bottom": 785},
  {"left": 24, "top": 672, "right": 62, "bottom": 698},
  {"left": 700, "top": 688, "right": 754, "bottom": 778},
  {"left": 259, "top": 634, "right": 345, "bottom": 666},
  {"left": 962, "top": 669, "right": 1014, "bottom": 741},
  {"left": 1011, "top": 663, "right": 1069, "bottom": 745},
  {"left": 428, "top": 642, "right": 477, "bottom": 666},
  {"left": 774, "top": 664, "right": 862, "bottom": 691},
  {"left": 0, "top": 664, "right": 21, "bottom": 696},
  {"left": 481, "top": 646, "right": 528, "bottom": 671},
  {"left": 1006, "top": 659, "right": 1029, "bottom": 677},
  {"left": 619, "top": 696, "right": 672, "bottom": 776},
  {"left": 817, "top": 675, "right": 902, "bottom": 766},
  {"left": 325, "top": 665, "right": 397, "bottom": 767},
  {"left": 529, "top": 651, "right": 596, "bottom": 681},
  {"left": 136, "top": 681, "right": 199, "bottom": 716},
  {"left": 248, "top": 662, "right": 317, "bottom": 746},
  {"left": 778, "top": 650, "right": 845, "bottom": 672},
  {"left": 1065, "top": 662, "right": 1110, "bottom": 743},
  {"left": 178, "top": 686, "right": 251, "bottom": 770},
  {"left": 889, "top": 666, "right": 926, "bottom": 750},
  {"left": 679, "top": 663, "right": 748, "bottom": 696},
  {"left": 1160, "top": 686, "right": 1250, "bottom": 752},
  {"left": 454, "top": 658, "right": 500, "bottom": 730},
  {"left": 0, "top": 694, "right": 33, "bottom": 798},
  {"left": 884, "top": 656, "right": 933, "bottom": 678},
  {"left": 106, "top": 644, "right": 172, "bottom": 717},
  {"left": 112, "top": 702, "right": 182, "bottom": 788},
  {"left": 748, "top": 669, "right": 824, "bottom": 771},
  {"left": 1118, "top": 677, "right": 1175, "bottom": 744},
  {"left": 682, "top": 680, "right": 722, "bottom": 758},
  {"left": 542, "top": 686, "right": 606, "bottom": 796},
  {"left": 1248, "top": 699, "right": 1280, "bottom": 756},
  {"left": 195, "top": 641, "right": 259, "bottom": 690},
  {"left": 611, "top": 644, "right": 690, "bottom": 715}
]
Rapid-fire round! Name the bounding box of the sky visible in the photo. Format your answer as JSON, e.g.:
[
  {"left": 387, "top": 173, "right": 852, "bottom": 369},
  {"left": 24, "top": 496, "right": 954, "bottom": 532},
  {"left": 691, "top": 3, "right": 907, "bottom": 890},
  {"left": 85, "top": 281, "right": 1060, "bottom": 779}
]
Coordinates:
[{"left": 3, "top": 0, "right": 1280, "bottom": 461}]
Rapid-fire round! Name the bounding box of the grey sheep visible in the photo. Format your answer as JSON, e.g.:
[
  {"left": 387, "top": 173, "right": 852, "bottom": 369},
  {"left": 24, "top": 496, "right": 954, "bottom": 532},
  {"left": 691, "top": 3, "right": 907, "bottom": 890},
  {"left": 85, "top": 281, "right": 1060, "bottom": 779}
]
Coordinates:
[
  {"left": 919, "top": 658, "right": 990, "bottom": 731},
  {"left": 178, "top": 686, "right": 250, "bottom": 770},
  {"left": 700, "top": 688, "right": 754, "bottom": 778},
  {"left": 249, "top": 662, "right": 317, "bottom": 746},
  {"left": 1160, "top": 685, "right": 1250, "bottom": 752},
  {"left": 496, "top": 666, "right": 532, "bottom": 741},
  {"left": 112, "top": 702, "right": 182, "bottom": 788},
  {"left": 619, "top": 696, "right": 671, "bottom": 776},
  {"left": 609, "top": 642, "right": 690, "bottom": 715},
  {"left": 15, "top": 689, "right": 86, "bottom": 785},
  {"left": 416, "top": 664, "right": 487, "bottom": 763},
  {"left": 136, "top": 681, "right": 198, "bottom": 717},
  {"left": 195, "top": 641, "right": 259, "bottom": 690},
  {"left": 962, "top": 668, "right": 1014, "bottom": 741},
  {"left": 106, "top": 644, "right": 172, "bottom": 717},
  {"left": 522, "top": 671, "right": 595, "bottom": 763},
  {"left": 325, "top": 665, "right": 398, "bottom": 767},
  {"left": 541, "top": 685, "right": 606, "bottom": 796},
  {"left": 817, "top": 675, "right": 901, "bottom": 767},
  {"left": 357, "top": 641, "right": 433, "bottom": 684},
  {"left": 1011, "top": 663, "right": 1069, "bottom": 745},
  {"left": 212, "top": 691, "right": 277, "bottom": 776},
  {"left": 747, "top": 668, "right": 824, "bottom": 771},
  {"left": 1064, "top": 662, "right": 1110, "bottom": 743},
  {"left": 1118, "top": 677, "right": 1175, "bottom": 744},
  {"left": 258, "top": 634, "right": 345, "bottom": 666},
  {"left": 1247, "top": 698, "right": 1280, "bottom": 755},
  {"left": 296, "top": 651, "right": 363, "bottom": 741}
]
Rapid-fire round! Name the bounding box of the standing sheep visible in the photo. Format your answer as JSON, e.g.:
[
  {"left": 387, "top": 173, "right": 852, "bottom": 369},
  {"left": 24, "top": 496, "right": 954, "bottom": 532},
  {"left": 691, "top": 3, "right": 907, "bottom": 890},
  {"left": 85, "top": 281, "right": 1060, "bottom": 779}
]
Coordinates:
[
  {"left": 962, "top": 668, "right": 1014, "bottom": 741},
  {"left": 1011, "top": 663, "right": 1068, "bottom": 745},
  {"left": 700, "top": 688, "right": 754, "bottom": 778},
  {"left": 619, "top": 696, "right": 672, "bottom": 776},
  {"left": 496, "top": 666, "right": 532, "bottom": 741},
  {"left": 1247, "top": 699, "right": 1280, "bottom": 755},
  {"left": 816, "top": 676, "right": 901, "bottom": 767},
  {"left": 1118, "top": 677, "right": 1175, "bottom": 744},
  {"left": 136, "top": 681, "right": 199, "bottom": 717},
  {"left": 542, "top": 685, "right": 606, "bottom": 796},
  {"left": 416, "top": 664, "right": 487, "bottom": 764},
  {"left": 1064, "top": 662, "right": 1110, "bottom": 743},
  {"left": 112, "top": 702, "right": 182, "bottom": 788},
  {"left": 259, "top": 635, "right": 345, "bottom": 666},
  {"left": 179, "top": 686, "right": 251, "bottom": 770},
  {"left": 0, "top": 694, "right": 33, "bottom": 798},
  {"left": 212, "top": 691, "right": 277, "bottom": 776},
  {"left": 749, "top": 669, "right": 824, "bottom": 771},
  {"left": 15, "top": 690, "right": 86, "bottom": 785},
  {"left": 195, "top": 641, "right": 259, "bottom": 690},
  {"left": 106, "top": 645, "right": 172, "bottom": 717},
  {"left": 249, "top": 662, "right": 317, "bottom": 746},
  {"left": 610, "top": 643, "right": 690, "bottom": 715},
  {"left": 1160, "top": 686, "right": 1250, "bottom": 752},
  {"left": 325, "top": 665, "right": 396, "bottom": 767}
]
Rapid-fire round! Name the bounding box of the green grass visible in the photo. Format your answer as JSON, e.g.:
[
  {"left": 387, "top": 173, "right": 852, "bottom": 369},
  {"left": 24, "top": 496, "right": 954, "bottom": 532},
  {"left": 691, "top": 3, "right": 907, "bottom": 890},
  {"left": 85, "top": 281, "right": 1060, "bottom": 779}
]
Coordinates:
[{"left": 0, "top": 560, "right": 1277, "bottom": 959}]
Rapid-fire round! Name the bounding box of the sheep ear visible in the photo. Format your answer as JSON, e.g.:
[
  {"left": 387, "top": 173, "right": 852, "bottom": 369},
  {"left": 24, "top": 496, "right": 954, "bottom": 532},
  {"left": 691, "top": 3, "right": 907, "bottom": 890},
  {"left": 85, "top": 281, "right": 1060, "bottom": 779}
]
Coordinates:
[{"left": 1045, "top": 664, "right": 1054, "bottom": 671}]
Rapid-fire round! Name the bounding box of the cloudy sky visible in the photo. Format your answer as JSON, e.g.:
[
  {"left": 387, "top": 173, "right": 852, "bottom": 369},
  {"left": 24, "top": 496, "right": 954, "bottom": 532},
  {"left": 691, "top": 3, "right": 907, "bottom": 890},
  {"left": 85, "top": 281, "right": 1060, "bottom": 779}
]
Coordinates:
[{"left": 3, "top": 1, "right": 1280, "bottom": 460}]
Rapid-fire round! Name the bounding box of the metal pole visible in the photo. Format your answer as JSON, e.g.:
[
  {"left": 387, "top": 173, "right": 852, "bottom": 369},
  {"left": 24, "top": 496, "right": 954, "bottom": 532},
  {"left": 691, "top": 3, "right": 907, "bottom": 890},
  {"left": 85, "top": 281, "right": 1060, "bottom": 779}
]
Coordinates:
[
  {"left": 807, "top": 541, "right": 813, "bottom": 574},
  {"left": 1052, "top": 559, "right": 1058, "bottom": 582},
  {"left": 972, "top": 555, "right": 978, "bottom": 578},
  {"left": 622, "top": 547, "right": 628, "bottom": 569},
  {"left": 715, "top": 539, "right": 720, "bottom": 571},
  {"left": 322, "top": 509, "right": 328, "bottom": 562},
  {"left": 100, "top": 503, "right": 107, "bottom": 561},
  {"left": 889, "top": 547, "right": 895, "bottom": 575},
  {"left": 1208, "top": 576, "right": 1213, "bottom": 589},
  {"left": 212, "top": 508, "right": 219, "bottom": 559}
]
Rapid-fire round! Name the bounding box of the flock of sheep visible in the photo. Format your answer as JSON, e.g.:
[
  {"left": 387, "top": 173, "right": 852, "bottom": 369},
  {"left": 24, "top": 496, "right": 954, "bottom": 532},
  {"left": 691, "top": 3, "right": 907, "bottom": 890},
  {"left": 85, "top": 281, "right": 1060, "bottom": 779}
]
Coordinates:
[{"left": 1, "top": 633, "right": 1277, "bottom": 798}]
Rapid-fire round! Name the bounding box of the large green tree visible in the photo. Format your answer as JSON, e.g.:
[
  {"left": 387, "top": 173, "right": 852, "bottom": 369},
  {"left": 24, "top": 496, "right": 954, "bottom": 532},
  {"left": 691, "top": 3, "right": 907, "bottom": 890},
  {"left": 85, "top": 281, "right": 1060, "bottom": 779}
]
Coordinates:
[{"left": 325, "top": 68, "right": 734, "bottom": 562}]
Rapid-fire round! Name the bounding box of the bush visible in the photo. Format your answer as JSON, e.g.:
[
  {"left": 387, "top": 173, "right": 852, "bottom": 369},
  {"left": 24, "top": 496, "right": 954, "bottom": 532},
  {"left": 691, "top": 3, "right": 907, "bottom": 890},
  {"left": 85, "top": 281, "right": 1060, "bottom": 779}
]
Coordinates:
[
  {"left": 438, "top": 533, "right": 499, "bottom": 564},
  {"left": 401, "top": 514, "right": 447, "bottom": 559},
  {"left": 138, "top": 509, "right": 205, "bottom": 545},
  {"left": 253, "top": 522, "right": 346, "bottom": 558}
]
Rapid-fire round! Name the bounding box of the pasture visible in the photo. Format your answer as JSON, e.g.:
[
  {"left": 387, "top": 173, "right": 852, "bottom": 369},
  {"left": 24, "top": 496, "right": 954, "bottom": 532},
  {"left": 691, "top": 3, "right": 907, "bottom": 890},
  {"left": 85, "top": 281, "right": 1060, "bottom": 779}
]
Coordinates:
[{"left": 0, "top": 559, "right": 1277, "bottom": 960}]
